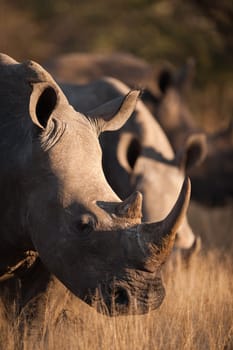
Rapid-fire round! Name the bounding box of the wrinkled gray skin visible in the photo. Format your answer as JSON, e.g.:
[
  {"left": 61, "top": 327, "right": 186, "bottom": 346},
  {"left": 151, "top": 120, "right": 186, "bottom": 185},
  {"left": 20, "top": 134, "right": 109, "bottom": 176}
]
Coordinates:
[
  {"left": 61, "top": 77, "right": 203, "bottom": 260},
  {"left": 0, "top": 53, "right": 191, "bottom": 316},
  {"left": 46, "top": 52, "right": 233, "bottom": 206}
]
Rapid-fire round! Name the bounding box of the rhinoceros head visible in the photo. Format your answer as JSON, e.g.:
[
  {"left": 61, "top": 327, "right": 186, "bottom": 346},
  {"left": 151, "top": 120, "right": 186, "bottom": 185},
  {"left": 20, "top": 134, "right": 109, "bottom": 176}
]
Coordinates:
[{"left": 0, "top": 53, "right": 190, "bottom": 315}]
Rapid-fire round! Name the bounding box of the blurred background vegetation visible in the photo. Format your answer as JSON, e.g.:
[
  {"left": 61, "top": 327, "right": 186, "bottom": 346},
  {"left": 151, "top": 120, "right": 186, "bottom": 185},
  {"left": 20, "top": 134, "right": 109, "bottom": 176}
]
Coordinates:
[{"left": 1, "top": 0, "right": 232, "bottom": 128}]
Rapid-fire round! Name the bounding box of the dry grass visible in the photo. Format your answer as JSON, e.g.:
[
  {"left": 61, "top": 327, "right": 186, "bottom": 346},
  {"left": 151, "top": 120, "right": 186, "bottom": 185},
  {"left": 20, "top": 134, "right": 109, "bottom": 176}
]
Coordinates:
[{"left": 1, "top": 202, "right": 233, "bottom": 350}]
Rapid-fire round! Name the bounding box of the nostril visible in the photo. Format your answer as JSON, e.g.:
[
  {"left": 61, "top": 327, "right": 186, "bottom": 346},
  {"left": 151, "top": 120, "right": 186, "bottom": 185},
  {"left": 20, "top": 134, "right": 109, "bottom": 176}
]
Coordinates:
[
  {"left": 75, "top": 214, "right": 95, "bottom": 232},
  {"left": 78, "top": 222, "right": 91, "bottom": 231},
  {"left": 114, "top": 287, "right": 129, "bottom": 306}
]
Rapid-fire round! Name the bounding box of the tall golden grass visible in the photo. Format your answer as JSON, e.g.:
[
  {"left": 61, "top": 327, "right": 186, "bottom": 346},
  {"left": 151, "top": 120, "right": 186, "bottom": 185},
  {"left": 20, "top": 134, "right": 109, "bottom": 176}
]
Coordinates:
[{"left": 0, "top": 202, "right": 232, "bottom": 350}]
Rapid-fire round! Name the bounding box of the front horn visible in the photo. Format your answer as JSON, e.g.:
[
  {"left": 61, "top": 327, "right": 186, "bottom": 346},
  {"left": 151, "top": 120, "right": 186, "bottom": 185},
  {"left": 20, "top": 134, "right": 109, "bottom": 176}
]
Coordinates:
[{"left": 137, "top": 177, "right": 191, "bottom": 271}]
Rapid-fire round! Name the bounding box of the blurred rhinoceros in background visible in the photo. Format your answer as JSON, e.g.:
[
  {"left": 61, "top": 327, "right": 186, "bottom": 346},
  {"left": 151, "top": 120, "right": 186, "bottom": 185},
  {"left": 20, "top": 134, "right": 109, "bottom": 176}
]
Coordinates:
[
  {"left": 46, "top": 52, "right": 233, "bottom": 206},
  {"left": 142, "top": 62, "right": 233, "bottom": 206},
  {"left": 188, "top": 121, "right": 233, "bottom": 205},
  {"left": 0, "top": 53, "right": 192, "bottom": 317},
  {"left": 60, "top": 77, "right": 203, "bottom": 263},
  {"left": 45, "top": 52, "right": 155, "bottom": 90},
  {"left": 45, "top": 52, "right": 198, "bottom": 150}
]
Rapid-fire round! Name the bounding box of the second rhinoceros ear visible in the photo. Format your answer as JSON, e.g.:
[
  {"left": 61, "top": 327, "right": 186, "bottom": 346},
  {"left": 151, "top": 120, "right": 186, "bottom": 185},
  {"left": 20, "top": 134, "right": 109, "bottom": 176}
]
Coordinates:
[
  {"left": 176, "top": 133, "right": 207, "bottom": 171},
  {"left": 158, "top": 67, "right": 174, "bottom": 94},
  {"left": 29, "top": 82, "right": 58, "bottom": 129},
  {"left": 86, "top": 90, "right": 140, "bottom": 134}
]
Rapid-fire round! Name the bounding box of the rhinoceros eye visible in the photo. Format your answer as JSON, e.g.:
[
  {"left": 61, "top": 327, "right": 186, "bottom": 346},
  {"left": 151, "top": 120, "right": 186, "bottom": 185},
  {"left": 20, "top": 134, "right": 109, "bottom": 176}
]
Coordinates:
[
  {"left": 127, "top": 138, "right": 141, "bottom": 169},
  {"left": 75, "top": 214, "right": 95, "bottom": 233}
]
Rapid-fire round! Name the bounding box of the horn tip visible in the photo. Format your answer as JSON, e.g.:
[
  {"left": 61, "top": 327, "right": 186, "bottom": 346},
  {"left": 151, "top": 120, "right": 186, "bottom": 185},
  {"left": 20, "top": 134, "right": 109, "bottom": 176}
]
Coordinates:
[
  {"left": 134, "top": 190, "right": 143, "bottom": 202},
  {"left": 127, "top": 89, "right": 141, "bottom": 101}
]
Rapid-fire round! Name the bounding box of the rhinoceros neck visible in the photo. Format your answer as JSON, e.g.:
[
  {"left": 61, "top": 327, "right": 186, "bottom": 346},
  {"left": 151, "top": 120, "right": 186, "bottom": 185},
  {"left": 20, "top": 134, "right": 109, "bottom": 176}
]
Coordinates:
[
  {"left": 133, "top": 99, "right": 174, "bottom": 159},
  {"left": 0, "top": 172, "right": 34, "bottom": 269}
]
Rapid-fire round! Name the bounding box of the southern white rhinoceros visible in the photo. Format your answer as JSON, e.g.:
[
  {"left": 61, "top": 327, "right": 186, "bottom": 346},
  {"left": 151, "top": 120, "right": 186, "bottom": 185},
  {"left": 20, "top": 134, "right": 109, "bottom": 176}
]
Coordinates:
[
  {"left": 60, "top": 77, "right": 204, "bottom": 262},
  {"left": 0, "top": 53, "right": 191, "bottom": 316}
]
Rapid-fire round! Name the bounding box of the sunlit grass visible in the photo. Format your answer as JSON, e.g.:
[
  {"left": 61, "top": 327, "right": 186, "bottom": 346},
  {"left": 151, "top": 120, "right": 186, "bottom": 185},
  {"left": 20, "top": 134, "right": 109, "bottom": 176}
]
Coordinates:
[{"left": 1, "top": 203, "right": 232, "bottom": 349}]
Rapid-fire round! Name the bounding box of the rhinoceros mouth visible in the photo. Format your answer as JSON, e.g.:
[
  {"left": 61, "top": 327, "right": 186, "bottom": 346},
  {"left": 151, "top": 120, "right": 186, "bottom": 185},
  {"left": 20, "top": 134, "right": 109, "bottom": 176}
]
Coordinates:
[{"left": 82, "top": 273, "right": 165, "bottom": 316}]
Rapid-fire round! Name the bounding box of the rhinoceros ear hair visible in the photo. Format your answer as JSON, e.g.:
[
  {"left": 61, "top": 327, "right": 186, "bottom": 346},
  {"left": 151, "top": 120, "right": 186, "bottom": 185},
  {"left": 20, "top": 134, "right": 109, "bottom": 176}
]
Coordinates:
[
  {"left": 86, "top": 90, "right": 140, "bottom": 133},
  {"left": 29, "top": 82, "right": 58, "bottom": 129},
  {"left": 176, "top": 133, "right": 207, "bottom": 171}
]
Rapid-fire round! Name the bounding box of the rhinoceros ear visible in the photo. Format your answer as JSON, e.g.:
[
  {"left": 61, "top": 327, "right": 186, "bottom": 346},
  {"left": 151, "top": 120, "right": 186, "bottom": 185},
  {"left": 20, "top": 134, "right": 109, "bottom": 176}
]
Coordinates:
[
  {"left": 117, "top": 133, "right": 142, "bottom": 173},
  {"left": 158, "top": 67, "right": 174, "bottom": 94},
  {"left": 176, "top": 133, "right": 207, "bottom": 171},
  {"left": 158, "top": 58, "right": 195, "bottom": 95},
  {"left": 86, "top": 90, "right": 140, "bottom": 133},
  {"left": 29, "top": 82, "right": 58, "bottom": 129}
]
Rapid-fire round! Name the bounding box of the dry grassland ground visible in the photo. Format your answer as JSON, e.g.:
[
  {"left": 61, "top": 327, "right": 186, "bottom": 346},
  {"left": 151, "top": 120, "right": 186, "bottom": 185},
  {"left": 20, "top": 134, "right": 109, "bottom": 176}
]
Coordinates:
[{"left": 0, "top": 202, "right": 232, "bottom": 350}]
